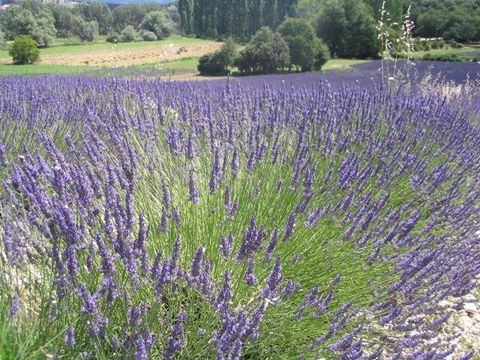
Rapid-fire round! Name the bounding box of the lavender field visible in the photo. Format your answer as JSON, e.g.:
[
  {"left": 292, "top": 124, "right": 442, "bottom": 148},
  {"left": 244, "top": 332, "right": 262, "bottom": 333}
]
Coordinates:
[{"left": 1, "top": 65, "right": 480, "bottom": 359}]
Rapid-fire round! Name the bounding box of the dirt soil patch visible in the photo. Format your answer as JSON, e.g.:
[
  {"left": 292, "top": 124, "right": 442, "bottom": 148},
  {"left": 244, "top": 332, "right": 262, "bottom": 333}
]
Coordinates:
[{"left": 24, "top": 41, "right": 222, "bottom": 67}]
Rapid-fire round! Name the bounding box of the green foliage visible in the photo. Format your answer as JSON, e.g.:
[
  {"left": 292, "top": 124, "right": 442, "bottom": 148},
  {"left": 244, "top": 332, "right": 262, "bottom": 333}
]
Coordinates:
[
  {"left": 106, "top": 31, "right": 120, "bottom": 43},
  {"left": 314, "top": 1, "right": 347, "bottom": 57},
  {"left": 314, "top": 41, "right": 330, "bottom": 70},
  {"left": 30, "top": 17, "right": 56, "bottom": 48},
  {"left": 9, "top": 35, "right": 40, "bottom": 65},
  {"left": 120, "top": 25, "right": 138, "bottom": 42},
  {"left": 74, "top": 1, "right": 112, "bottom": 35},
  {"left": 142, "top": 30, "right": 158, "bottom": 41},
  {"left": 73, "top": 17, "right": 98, "bottom": 43},
  {"left": 411, "top": 0, "right": 480, "bottom": 42},
  {"left": 48, "top": 4, "right": 77, "bottom": 38},
  {"left": 316, "top": 0, "right": 379, "bottom": 59},
  {"left": 0, "top": 30, "right": 5, "bottom": 50},
  {"left": 278, "top": 18, "right": 322, "bottom": 71},
  {"left": 295, "top": 0, "right": 323, "bottom": 23},
  {"left": 178, "top": 0, "right": 297, "bottom": 39},
  {"left": 422, "top": 52, "right": 468, "bottom": 62},
  {"left": 139, "top": 11, "right": 172, "bottom": 40},
  {"left": 112, "top": 4, "right": 163, "bottom": 33},
  {"left": 235, "top": 27, "right": 290, "bottom": 74},
  {"left": 197, "top": 37, "right": 237, "bottom": 75},
  {"left": 364, "top": 0, "right": 405, "bottom": 22}
]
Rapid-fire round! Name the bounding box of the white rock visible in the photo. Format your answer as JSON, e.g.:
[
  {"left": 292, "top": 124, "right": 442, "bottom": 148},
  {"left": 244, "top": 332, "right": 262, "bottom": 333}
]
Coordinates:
[
  {"left": 464, "top": 303, "right": 478, "bottom": 316},
  {"left": 439, "top": 300, "right": 453, "bottom": 309},
  {"left": 458, "top": 315, "right": 474, "bottom": 331},
  {"left": 471, "top": 327, "right": 480, "bottom": 336}
]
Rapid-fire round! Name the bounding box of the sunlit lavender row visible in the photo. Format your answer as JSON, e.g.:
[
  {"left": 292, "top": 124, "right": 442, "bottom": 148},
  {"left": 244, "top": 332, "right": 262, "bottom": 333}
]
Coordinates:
[{"left": 0, "top": 74, "right": 479, "bottom": 359}]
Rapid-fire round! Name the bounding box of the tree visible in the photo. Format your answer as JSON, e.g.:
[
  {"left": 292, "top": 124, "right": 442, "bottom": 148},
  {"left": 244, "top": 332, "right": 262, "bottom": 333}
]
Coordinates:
[
  {"left": 31, "top": 16, "right": 56, "bottom": 47},
  {"left": 235, "top": 27, "right": 290, "bottom": 74},
  {"left": 48, "top": 4, "right": 77, "bottom": 38},
  {"left": 73, "top": 17, "right": 98, "bottom": 42},
  {"left": 316, "top": 0, "right": 379, "bottom": 59},
  {"left": 9, "top": 35, "right": 40, "bottom": 64},
  {"left": 364, "top": 0, "right": 405, "bottom": 22},
  {"left": 0, "top": 7, "right": 38, "bottom": 40},
  {"left": 315, "top": 1, "right": 347, "bottom": 57},
  {"left": 120, "top": 25, "right": 137, "bottom": 42},
  {"left": 0, "top": 3, "right": 56, "bottom": 47},
  {"left": 165, "top": 5, "right": 181, "bottom": 31},
  {"left": 278, "top": 18, "right": 320, "bottom": 71},
  {"left": 198, "top": 38, "right": 237, "bottom": 75},
  {"left": 339, "top": 0, "right": 380, "bottom": 58},
  {"left": 112, "top": 4, "right": 150, "bottom": 33},
  {"left": 177, "top": 0, "right": 300, "bottom": 39},
  {"left": 295, "top": 0, "right": 323, "bottom": 23},
  {"left": 139, "top": 11, "right": 172, "bottom": 40},
  {"left": 75, "top": 1, "right": 112, "bottom": 35}
]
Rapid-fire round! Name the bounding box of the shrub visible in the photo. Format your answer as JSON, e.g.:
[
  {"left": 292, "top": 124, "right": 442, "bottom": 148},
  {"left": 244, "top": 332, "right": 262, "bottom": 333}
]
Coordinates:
[
  {"left": 9, "top": 35, "right": 40, "bottom": 65},
  {"left": 142, "top": 31, "right": 157, "bottom": 41},
  {"left": 449, "top": 40, "right": 462, "bottom": 48},
  {"left": 106, "top": 31, "right": 120, "bottom": 43},
  {"left": 197, "top": 38, "right": 237, "bottom": 76},
  {"left": 422, "top": 53, "right": 463, "bottom": 62},
  {"left": 120, "top": 25, "right": 137, "bottom": 42}
]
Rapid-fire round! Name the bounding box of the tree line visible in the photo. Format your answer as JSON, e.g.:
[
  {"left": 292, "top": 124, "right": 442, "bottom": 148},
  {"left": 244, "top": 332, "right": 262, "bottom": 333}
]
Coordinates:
[
  {"left": 0, "top": 0, "right": 180, "bottom": 48},
  {"left": 410, "top": 0, "right": 480, "bottom": 42},
  {"left": 177, "top": 0, "right": 297, "bottom": 39}
]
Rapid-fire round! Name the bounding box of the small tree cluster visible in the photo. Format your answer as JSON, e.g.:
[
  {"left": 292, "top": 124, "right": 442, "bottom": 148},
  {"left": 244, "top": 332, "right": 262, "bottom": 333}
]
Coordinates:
[
  {"left": 198, "top": 38, "right": 237, "bottom": 76},
  {"left": 198, "top": 20, "right": 329, "bottom": 76},
  {"left": 235, "top": 27, "right": 291, "bottom": 74},
  {"left": 0, "top": 2, "right": 179, "bottom": 46}
]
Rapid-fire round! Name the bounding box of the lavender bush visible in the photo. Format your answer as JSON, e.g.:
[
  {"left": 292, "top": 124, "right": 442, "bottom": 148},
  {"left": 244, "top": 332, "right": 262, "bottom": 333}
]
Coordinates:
[{"left": 0, "top": 74, "right": 479, "bottom": 359}]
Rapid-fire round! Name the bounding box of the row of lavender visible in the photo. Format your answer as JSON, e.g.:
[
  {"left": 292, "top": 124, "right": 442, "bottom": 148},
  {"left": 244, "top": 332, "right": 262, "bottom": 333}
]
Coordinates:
[{"left": 0, "top": 75, "right": 480, "bottom": 359}]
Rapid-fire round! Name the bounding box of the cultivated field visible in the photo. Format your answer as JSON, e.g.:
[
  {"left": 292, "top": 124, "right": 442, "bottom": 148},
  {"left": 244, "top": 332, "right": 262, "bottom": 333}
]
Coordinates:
[
  {"left": 0, "top": 36, "right": 222, "bottom": 67},
  {"left": 0, "top": 36, "right": 369, "bottom": 78},
  {"left": 1, "top": 63, "right": 480, "bottom": 359}
]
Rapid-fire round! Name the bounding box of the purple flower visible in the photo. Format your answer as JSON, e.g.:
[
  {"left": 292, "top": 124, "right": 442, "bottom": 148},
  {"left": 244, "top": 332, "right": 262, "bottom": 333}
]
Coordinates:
[
  {"left": 283, "top": 213, "right": 297, "bottom": 242},
  {"left": 262, "top": 259, "right": 283, "bottom": 297},
  {"left": 188, "top": 169, "right": 199, "bottom": 204},
  {"left": 162, "top": 181, "right": 171, "bottom": 209},
  {"left": 245, "top": 261, "right": 257, "bottom": 286},
  {"left": 191, "top": 247, "right": 205, "bottom": 277},
  {"left": 65, "top": 324, "right": 75, "bottom": 348},
  {"left": 220, "top": 235, "right": 234, "bottom": 258},
  {"left": 264, "top": 228, "right": 279, "bottom": 262},
  {"left": 163, "top": 312, "right": 187, "bottom": 359},
  {"left": 0, "top": 143, "right": 8, "bottom": 167},
  {"left": 9, "top": 292, "right": 20, "bottom": 319}
]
